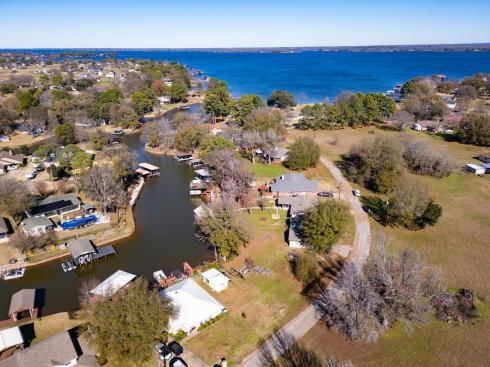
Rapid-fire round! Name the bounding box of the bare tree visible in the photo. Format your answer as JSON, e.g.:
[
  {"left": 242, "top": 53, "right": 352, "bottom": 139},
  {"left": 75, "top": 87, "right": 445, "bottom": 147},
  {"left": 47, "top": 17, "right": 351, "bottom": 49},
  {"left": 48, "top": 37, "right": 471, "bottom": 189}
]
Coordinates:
[
  {"left": 81, "top": 166, "right": 126, "bottom": 213},
  {"left": 390, "top": 110, "right": 414, "bottom": 130},
  {"left": 79, "top": 277, "right": 101, "bottom": 306},
  {"left": 403, "top": 141, "right": 455, "bottom": 178},
  {"left": 0, "top": 177, "right": 35, "bottom": 221}
]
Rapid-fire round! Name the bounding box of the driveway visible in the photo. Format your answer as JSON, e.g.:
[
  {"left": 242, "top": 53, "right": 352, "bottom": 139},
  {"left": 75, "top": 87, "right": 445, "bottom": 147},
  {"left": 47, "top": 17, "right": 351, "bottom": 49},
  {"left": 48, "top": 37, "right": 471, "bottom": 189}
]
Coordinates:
[{"left": 239, "top": 156, "right": 371, "bottom": 367}]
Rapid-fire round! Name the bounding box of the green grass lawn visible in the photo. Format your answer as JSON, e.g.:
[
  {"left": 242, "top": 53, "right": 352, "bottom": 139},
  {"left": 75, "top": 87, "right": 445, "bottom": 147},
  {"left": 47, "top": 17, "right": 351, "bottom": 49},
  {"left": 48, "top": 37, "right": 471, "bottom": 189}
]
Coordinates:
[
  {"left": 249, "top": 162, "right": 288, "bottom": 179},
  {"left": 184, "top": 209, "right": 307, "bottom": 366}
]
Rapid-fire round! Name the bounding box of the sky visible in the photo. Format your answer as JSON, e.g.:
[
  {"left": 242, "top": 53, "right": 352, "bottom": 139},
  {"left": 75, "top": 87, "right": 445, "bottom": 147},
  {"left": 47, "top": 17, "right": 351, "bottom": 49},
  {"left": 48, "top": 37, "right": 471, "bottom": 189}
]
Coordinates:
[{"left": 0, "top": 0, "right": 489, "bottom": 48}]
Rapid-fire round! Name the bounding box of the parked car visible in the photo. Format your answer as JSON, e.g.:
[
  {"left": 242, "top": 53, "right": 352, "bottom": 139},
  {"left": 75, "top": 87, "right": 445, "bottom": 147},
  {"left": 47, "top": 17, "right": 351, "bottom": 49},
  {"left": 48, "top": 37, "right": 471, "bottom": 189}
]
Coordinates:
[
  {"left": 35, "top": 165, "right": 45, "bottom": 172},
  {"left": 113, "top": 128, "right": 124, "bottom": 135},
  {"left": 168, "top": 341, "right": 184, "bottom": 356},
  {"left": 158, "top": 345, "right": 172, "bottom": 361},
  {"left": 6, "top": 165, "right": 18, "bottom": 171},
  {"left": 352, "top": 189, "right": 361, "bottom": 197},
  {"left": 317, "top": 191, "right": 333, "bottom": 197},
  {"left": 0, "top": 135, "right": 10, "bottom": 142},
  {"left": 26, "top": 171, "right": 37, "bottom": 180},
  {"left": 170, "top": 357, "right": 188, "bottom": 367}
]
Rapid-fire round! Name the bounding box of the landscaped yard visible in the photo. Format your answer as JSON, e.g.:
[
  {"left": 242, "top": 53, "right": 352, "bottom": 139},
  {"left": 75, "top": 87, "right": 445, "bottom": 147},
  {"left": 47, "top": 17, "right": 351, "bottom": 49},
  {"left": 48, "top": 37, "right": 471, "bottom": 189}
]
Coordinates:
[
  {"left": 184, "top": 209, "right": 308, "bottom": 366},
  {"left": 249, "top": 161, "right": 288, "bottom": 179},
  {"left": 290, "top": 126, "right": 490, "bottom": 366}
]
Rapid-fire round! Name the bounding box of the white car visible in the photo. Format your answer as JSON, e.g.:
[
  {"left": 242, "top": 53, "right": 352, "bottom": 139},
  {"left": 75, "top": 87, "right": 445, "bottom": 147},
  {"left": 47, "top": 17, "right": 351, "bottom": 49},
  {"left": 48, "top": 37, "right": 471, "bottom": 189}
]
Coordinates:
[
  {"left": 26, "top": 171, "right": 37, "bottom": 180},
  {"left": 352, "top": 189, "right": 361, "bottom": 197}
]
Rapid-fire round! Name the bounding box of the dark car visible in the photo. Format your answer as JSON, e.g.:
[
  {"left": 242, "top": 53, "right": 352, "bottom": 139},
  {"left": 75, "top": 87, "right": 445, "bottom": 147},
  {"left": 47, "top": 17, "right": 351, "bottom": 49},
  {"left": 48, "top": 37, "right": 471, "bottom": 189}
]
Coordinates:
[
  {"left": 317, "top": 191, "right": 333, "bottom": 197},
  {"left": 168, "top": 341, "right": 184, "bottom": 356},
  {"left": 170, "top": 357, "right": 188, "bottom": 367}
]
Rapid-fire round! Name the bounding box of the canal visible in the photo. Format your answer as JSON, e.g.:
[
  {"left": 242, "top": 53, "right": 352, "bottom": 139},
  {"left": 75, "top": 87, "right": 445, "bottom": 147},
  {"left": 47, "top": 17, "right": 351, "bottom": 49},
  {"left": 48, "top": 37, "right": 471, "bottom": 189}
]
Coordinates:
[{"left": 0, "top": 105, "right": 210, "bottom": 317}]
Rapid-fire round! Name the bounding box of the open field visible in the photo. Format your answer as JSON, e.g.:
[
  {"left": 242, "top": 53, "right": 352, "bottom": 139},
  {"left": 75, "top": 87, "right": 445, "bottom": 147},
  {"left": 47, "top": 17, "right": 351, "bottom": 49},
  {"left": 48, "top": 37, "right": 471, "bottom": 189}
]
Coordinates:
[
  {"left": 290, "top": 126, "right": 490, "bottom": 366},
  {"left": 184, "top": 209, "right": 308, "bottom": 366}
]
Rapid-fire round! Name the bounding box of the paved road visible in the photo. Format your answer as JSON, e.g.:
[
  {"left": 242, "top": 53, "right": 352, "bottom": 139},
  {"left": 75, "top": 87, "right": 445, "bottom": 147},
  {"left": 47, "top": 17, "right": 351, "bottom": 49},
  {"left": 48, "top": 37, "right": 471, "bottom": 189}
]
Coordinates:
[{"left": 238, "top": 156, "right": 371, "bottom": 367}]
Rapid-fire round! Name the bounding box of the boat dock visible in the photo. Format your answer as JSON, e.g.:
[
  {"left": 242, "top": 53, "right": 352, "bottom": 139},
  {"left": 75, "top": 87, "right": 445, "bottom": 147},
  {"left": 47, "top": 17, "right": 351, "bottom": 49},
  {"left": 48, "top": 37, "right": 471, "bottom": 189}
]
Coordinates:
[
  {"left": 62, "top": 245, "right": 116, "bottom": 272},
  {"left": 137, "top": 162, "right": 160, "bottom": 176}
]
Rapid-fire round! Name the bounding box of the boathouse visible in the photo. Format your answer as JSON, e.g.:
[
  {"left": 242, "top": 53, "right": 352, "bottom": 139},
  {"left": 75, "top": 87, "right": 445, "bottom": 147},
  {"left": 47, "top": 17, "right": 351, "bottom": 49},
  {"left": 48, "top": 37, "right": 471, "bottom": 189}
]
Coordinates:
[
  {"left": 0, "top": 326, "right": 24, "bottom": 354},
  {"left": 176, "top": 152, "right": 193, "bottom": 162},
  {"left": 67, "top": 239, "right": 96, "bottom": 264},
  {"left": 137, "top": 162, "right": 160, "bottom": 176},
  {"left": 90, "top": 270, "right": 136, "bottom": 298},
  {"left": 8, "top": 289, "right": 39, "bottom": 322}
]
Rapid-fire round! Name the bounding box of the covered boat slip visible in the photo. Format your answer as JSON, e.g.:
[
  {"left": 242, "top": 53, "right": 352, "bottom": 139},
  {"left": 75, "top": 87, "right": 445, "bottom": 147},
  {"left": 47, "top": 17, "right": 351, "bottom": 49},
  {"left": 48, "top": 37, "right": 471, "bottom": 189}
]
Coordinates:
[
  {"left": 62, "top": 239, "right": 116, "bottom": 271},
  {"left": 137, "top": 162, "right": 160, "bottom": 176}
]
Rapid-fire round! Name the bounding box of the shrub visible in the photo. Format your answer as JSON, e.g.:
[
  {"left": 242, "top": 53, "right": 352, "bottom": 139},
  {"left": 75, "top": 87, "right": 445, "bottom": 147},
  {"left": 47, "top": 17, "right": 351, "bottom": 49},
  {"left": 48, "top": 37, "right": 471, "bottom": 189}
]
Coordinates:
[
  {"left": 55, "top": 123, "right": 77, "bottom": 145},
  {"left": 293, "top": 250, "right": 318, "bottom": 284},
  {"left": 267, "top": 90, "right": 296, "bottom": 108},
  {"left": 455, "top": 113, "right": 490, "bottom": 146},
  {"left": 172, "top": 330, "right": 187, "bottom": 342},
  {"left": 284, "top": 137, "right": 320, "bottom": 170},
  {"left": 403, "top": 141, "right": 454, "bottom": 178}
]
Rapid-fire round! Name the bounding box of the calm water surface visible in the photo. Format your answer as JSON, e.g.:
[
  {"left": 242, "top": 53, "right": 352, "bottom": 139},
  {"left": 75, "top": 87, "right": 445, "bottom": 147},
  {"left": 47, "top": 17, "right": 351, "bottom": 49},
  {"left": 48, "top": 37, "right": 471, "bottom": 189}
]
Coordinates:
[{"left": 0, "top": 109, "right": 209, "bottom": 317}]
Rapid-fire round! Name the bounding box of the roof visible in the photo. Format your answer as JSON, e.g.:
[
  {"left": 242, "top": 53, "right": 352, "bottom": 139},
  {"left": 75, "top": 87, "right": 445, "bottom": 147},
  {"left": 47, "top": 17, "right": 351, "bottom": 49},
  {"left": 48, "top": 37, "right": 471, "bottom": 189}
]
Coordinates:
[
  {"left": 0, "top": 152, "right": 25, "bottom": 165},
  {"left": 0, "top": 331, "right": 78, "bottom": 367},
  {"left": 9, "top": 289, "right": 36, "bottom": 316},
  {"left": 0, "top": 327, "right": 23, "bottom": 352},
  {"left": 270, "top": 173, "right": 317, "bottom": 193},
  {"left": 201, "top": 268, "right": 230, "bottom": 284},
  {"left": 277, "top": 196, "right": 315, "bottom": 215},
  {"left": 479, "top": 152, "right": 490, "bottom": 159},
  {"left": 28, "top": 194, "right": 81, "bottom": 217},
  {"left": 138, "top": 162, "right": 159, "bottom": 171},
  {"left": 267, "top": 147, "right": 289, "bottom": 159},
  {"left": 67, "top": 239, "right": 96, "bottom": 259},
  {"left": 0, "top": 217, "right": 8, "bottom": 233},
  {"left": 162, "top": 278, "right": 225, "bottom": 333},
  {"left": 195, "top": 169, "right": 210, "bottom": 177},
  {"left": 90, "top": 270, "right": 136, "bottom": 297},
  {"left": 20, "top": 217, "right": 53, "bottom": 232},
  {"left": 466, "top": 163, "right": 485, "bottom": 170},
  {"left": 288, "top": 227, "right": 302, "bottom": 243}
]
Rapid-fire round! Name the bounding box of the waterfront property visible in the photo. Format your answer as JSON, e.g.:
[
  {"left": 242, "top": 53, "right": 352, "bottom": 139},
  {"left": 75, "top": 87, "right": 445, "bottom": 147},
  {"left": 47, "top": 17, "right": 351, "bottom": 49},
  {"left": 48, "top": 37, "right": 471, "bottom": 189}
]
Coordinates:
[
  {"left": 162, "top": 278, "right": 226, "bottom": 334},
  {"left": 26, "top": 193, "right": 81, "bottom": 218},
  {"left": 19, "top": 217, "right": 54, "bottom": 237},
  {"left": 89, "top": 270, "right": 136, "bottom": 299},
  {"left": 0, "top": 330, "right": 98, "bottom": 367},
  {"left": 176, "top": 153, "right": 194, "bottom": 162},
  {"left": 63, "top": 239, "right": 116, "bottom": 271},
  {"left": 8, "top": 289, "right": 38, "bottom": 322},
  {"left": 201, "top": 268, "right": 230, "bottom": 293},
  {"left": 269, "top": 173, "right": 318, "bottom": 197},
  {"left": 0, "top": 326, "right": 23, "bottom": 354},
  {"left": 137, "top": 162, "right": 160, "bottom": 177}
]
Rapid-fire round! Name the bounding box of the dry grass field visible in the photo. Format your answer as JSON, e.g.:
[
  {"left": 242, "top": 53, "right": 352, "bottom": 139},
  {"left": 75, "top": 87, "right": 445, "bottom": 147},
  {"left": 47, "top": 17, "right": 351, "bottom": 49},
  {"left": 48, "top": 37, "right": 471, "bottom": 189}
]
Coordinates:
[{"left": 289, "top": 127, "right": 490, "bottom": 366}]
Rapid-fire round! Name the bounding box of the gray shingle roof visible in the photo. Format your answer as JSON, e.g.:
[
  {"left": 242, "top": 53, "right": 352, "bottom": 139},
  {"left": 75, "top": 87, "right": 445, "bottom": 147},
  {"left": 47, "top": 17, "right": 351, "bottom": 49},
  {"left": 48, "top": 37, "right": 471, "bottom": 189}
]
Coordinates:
[
  {"left": 20, "top": 217, "right": 53, "bottom": 233},
  {"left": 9, "top": 289, "right": 36, "bottom": 316},
  {"left": 0, "top": 217, "right": 8, "bottom": 234},
  {"left": 67, "top": 239, "right": 96, "bottom": 259},
  {"left": 270, "top": 173, "right": 317, "bottom": 193}
]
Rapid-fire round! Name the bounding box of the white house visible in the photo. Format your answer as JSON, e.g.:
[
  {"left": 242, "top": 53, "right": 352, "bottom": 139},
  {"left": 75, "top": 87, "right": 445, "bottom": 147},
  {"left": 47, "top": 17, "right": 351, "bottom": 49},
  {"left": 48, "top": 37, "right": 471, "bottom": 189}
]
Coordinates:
[
  {"left": 105, "top": 71, "right": 116, "bottom": 78},
  {"left": 465, "top": 163, "right": 485, "bottom": 175},
  {"left": 20, "top": 217, "right": 55, "bottom": 236},
  {"left": 201, "top": 268, "right": 230, "bottom": 292},
  {"left": 162, "top": 278, "right": 226, "bottom": 334}
]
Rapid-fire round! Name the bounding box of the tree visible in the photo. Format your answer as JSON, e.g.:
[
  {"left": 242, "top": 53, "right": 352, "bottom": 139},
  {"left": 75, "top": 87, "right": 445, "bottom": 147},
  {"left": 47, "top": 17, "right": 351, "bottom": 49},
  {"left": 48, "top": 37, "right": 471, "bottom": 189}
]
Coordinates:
[
  {"left": 174, "top": 124, "right": 207, "bottom": 152},
  {"left": 300, "top": 201, "right": 349, "bottom": 254},
  {"left": 267, "top": 90, "right": 296, "bottom": 108},
  {"left": 81, "top": 277, "right": 175, "bottom": 365},
  {"left": 0, "top": 177, "right": 35, "bottom": 221},
  {"left": 199, "top": 136, "right": 235, "bottom": 159},
  {"left": 203, "top": 93, "right": 230, "bottom": 122},
  {"left": 131, "top": 89, "right": 156, "bottom": 116},
  {"left": 16, "top": 89, "right": 39, "bottom": 111},
  {"left": 231, "top": 94, "right": 265, "bottom": 124},
  {"left": 455, "top": 113, "right": 490, "bottom": 146},
  {"left": 198, "top": 200, "right": 249, "bottom": 260},
  {"left": 81, "top": 166, "right": 126, "bottom": 212},
  {"left": 403, "top": 141, "right": 454, "bottom": 178},
  {"left": 11, "top": 231, "right": 57, "bottom": 253},
  {"left": 205, "top": 149, "right": 253, "bottom": 203},
  {"left": 284, "top": 137, "right": 320, "bottom": 170},
  {"left": 168, "top": 82, "right": 188, "bottom": 102},
  {"left": 347, "top": 136, "right": 404, "bottom": 194},
  {"left": 243, "top": 107, "right": 284, "bottom": 134},
  {"left": 111, "top": 104, "right": 140, "bottom": 128},
  {"left": 151, "top": 79, "right": 166, "bottom": 96},
  {"left": 291, "top": 250, "right": 318, "bottom": 285},
  {"left": 390, "top": 110, "right": 414, "bottom": 130},
  {"left": 54, "top": 123, "right": 77, "bottom": 145},
  {"left": 0, "top": 105, "right": 18, "bottom": 133},
  {"left": 89, "top": 129, "right": 109, "bottom": 150},
  {"left": 52, "top": 73, "right": 63, "bottom": 86},
  {"left": 455, "top": 85, "right": 478, "bottom": 99}
]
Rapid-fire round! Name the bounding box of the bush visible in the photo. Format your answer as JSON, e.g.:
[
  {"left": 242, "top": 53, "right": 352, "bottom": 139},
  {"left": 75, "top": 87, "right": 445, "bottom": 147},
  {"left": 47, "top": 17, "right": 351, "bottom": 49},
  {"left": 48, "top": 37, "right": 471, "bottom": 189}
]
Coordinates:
[
  {"left": 284, "top": 137, "right": 320, "bottom": 170},
  {"left": 55, "top": 123, "right": 77, "bottom": 145},
  {"left": 455, "top": 113, "right": 490, "bottom": 146},
  {"left": 403, "top": 141, "right": 454, "bottom": 178},
  {"left": 171, "top": 330, "right": 187, "bottom": 342},
  {"left": 292, "top": 250, "right": 318, "bottom": 284},
  {"left": 267, "top": 90, "right": 296, "bottom": 108}
]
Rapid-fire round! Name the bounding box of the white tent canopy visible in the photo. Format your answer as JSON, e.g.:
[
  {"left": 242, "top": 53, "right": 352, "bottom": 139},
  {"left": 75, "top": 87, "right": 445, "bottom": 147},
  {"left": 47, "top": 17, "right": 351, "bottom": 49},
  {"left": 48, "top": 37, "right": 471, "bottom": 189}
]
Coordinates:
[
  {"left": 0, "top": 326, "right": 23, "bottom": 352},
  {"left": 162, "top": 278, "right": 226, "bottom": 334}
]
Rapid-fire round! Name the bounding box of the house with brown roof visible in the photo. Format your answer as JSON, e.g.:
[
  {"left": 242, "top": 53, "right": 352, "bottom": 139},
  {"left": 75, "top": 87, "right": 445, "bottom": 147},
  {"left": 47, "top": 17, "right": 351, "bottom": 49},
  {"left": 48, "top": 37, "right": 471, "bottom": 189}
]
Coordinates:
[{"left": 8, "top": 290, "right": 38, "bottom": 322}]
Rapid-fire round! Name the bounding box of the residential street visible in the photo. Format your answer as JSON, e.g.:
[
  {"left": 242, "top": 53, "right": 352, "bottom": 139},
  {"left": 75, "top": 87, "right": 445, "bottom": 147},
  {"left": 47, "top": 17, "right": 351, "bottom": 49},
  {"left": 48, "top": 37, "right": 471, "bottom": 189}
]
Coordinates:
[{"left": 239, "top": 156, "right": 372, "bottom": 367}]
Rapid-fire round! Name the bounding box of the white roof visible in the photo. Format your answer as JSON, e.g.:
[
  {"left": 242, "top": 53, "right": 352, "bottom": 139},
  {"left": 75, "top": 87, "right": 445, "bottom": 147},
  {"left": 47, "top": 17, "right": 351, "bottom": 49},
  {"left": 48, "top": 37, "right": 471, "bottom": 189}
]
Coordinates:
[
  {"left": 90, "top": 270, "right": 136, "bottom": 297},
  {"left": 138, "top": 162, "right": 159, "bottom": 171},
  {"left": 0, "top": 326, "right": 23, "bottom": 352},
  {"left": 201, "top": 268, "right": 230, "bottom": 284},
  {"left": 466, "top": 163, "right": 484, "bottom": 170},
  {"left": 162, "top": 278, "right": 225, "bottom": 333}
]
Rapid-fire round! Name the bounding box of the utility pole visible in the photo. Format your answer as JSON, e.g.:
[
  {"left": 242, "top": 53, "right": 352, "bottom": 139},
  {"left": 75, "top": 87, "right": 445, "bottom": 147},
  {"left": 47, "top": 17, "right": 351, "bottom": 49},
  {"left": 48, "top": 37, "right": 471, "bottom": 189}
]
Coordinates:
[{"left": 338, "top": 181, "right": 342, "bottom": 199}]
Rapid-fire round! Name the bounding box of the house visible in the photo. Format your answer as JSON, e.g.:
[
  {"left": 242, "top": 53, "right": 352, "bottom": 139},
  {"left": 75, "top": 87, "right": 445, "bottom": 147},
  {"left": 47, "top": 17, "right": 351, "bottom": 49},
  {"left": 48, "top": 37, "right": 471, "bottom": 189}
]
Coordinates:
[
  {"left": 162, "top": 278, "right": 226, "bottom": 334},
  {"left": 269, "top": 173, "right": 317, "bottom": 197},
  {"left": 67, "top": 239, "right": 96, "bottom": 264},
  {"left": 90, "top": 270, "right": 136, "bottom": 298},
  {"left": 0, "top": 326, "right": 23, "bottom": 354},
  {"left": 105, "top": 71, "right": 115, "bottom": 78},
  {"left": 8, "top": 289, "right": 38, "bottom": 322},
  {"left": 0, "top": 152, "right": 26, "bottom": 166},
  {"left": 276, "top": 196, "right": 315, "bottom": 218},
  {"left": 26, "top": 193, "right": 81, "bottom": 218},
  {"left": 465, "top": 163, "right": 485, "bottom": 175},
  {"left": 260, "top": 147, "right": 289, "bottom": 163},
  {"left": 0, "top": 330, "right": 99, "bottom": 367},
  {"left": 0, "top": 217, "right": 9, "bottom": 240},
  {"left": 481, "top": 163, "right": 490, "bottom": 174},
  {"left": 19, "top": 217, "right": 54, "bottom": 236},
  {"left": 478, "top": 153, "right": 490, "bottom": 163},
  {"left": 201, "top": 268, "right": 230, "bottom": 292},
  {"left": 158, "top": 96, "right": 171, "bottom": 105}
]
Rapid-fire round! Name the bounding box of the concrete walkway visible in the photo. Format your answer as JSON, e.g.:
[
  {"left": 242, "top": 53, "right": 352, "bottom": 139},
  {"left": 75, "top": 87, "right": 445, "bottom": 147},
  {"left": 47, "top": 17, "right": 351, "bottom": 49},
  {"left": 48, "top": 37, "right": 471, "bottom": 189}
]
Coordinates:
[{"left": 238, "top": 156, "right": 372, "bottom": 367}]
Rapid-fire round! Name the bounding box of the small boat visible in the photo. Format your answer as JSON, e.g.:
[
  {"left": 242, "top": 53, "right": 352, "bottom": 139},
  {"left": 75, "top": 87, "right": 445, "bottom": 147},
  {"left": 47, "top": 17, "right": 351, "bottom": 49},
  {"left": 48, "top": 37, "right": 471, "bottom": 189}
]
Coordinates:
[
  {"left": 3, "top": 268, "right": 25, "bottom": 280},
  {"left": 62, "top": 260, "right": 77, "bottom": 272},
  {"left": 153, "top": 270, "right": 167, "bottom": 284}
]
